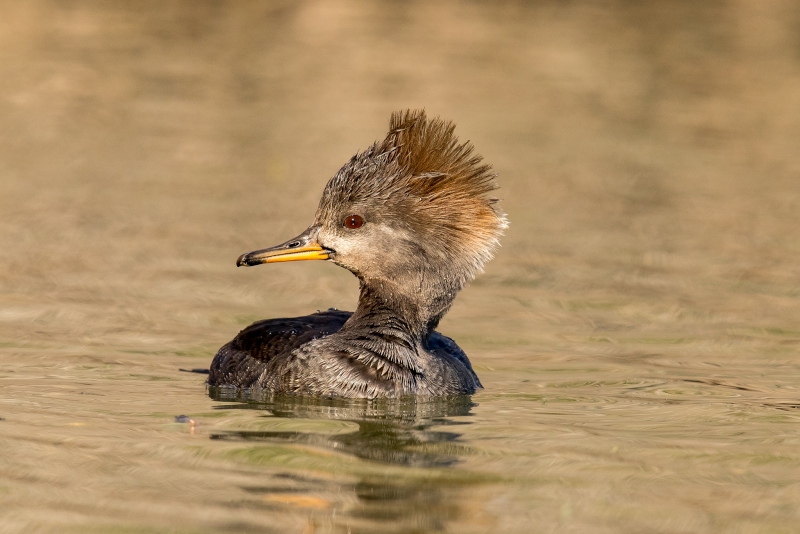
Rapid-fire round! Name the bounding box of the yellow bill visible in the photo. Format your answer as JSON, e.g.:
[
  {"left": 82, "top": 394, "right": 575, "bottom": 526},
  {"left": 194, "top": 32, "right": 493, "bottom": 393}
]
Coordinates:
[{"left": 236, "top": 228, "right": 330, "bottom": 266}]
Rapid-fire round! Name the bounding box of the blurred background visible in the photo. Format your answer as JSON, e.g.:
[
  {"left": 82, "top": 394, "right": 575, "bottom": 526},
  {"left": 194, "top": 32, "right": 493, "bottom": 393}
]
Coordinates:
[{"left": 1, "top": 1, "right": 799, "bottom": 533}]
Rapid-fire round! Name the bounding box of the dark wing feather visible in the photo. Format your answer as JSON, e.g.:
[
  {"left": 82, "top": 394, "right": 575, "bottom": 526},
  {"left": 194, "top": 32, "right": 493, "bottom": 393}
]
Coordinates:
[
  {"left": 232, "top": 310, "right": 352, "bottom": 359},
  {"left": 208, "top": 310, "right": 351, "bottom": 387},
  {"left": 427, "top": 332, "right": 483, "bottom": 389}
]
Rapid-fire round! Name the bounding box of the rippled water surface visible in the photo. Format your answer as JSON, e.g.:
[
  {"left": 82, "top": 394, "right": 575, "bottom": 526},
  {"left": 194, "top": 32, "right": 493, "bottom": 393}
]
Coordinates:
[{"left": 2, "top": 1, "right": 800, "bottom": 532}]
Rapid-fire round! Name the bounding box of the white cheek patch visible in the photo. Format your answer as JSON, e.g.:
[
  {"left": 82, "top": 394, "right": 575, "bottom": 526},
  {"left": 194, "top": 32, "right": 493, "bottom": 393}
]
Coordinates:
[
  {"left": 318, "top": 224, "right": 419, "bottom": 268},
  {"left": 318, "top": 229, "right": 367, "bottom": 262},
  {"left": 328, "top": 235, "right": 359, "bottom": 256}
]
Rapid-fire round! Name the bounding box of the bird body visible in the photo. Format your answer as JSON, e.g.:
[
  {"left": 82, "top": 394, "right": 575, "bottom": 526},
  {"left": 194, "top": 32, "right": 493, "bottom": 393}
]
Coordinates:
[
  {"left": 208, "top": 110, "right": 506, "bottom": 398},
  {"left": 210, "top": 310, "right": 481, "bottom": 398}
]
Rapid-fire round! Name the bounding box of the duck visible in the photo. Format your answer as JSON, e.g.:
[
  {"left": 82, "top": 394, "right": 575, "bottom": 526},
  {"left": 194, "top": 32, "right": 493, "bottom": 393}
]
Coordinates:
[{"left": 208, "top": 110, "right": 507, "bottom": 398}]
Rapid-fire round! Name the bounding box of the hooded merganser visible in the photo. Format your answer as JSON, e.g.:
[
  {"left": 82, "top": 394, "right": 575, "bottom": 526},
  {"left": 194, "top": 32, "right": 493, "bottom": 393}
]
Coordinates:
[{"left": 208, "top": 110, "right": 506, "bottom": 398}]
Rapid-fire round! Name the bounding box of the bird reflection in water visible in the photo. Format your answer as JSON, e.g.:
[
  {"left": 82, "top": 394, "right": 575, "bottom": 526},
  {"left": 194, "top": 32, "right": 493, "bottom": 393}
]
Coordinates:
[
  {"left": 208, "top": 387, "right": 490, "bottom": 532},
  {"left": 209, "top": 386, "right": 474, "bottom": 466}
]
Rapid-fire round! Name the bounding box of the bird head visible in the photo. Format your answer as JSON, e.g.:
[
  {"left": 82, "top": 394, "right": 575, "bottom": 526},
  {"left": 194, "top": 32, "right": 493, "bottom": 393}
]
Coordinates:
[{"left": 238, "top": 110, "right": 507, "bottom": 300}]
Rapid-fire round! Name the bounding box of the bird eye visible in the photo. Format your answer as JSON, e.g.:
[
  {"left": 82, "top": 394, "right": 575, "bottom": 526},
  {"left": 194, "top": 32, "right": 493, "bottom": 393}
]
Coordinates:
[{"left": 343, "top": 214, "right": 364, "bottom": 229}]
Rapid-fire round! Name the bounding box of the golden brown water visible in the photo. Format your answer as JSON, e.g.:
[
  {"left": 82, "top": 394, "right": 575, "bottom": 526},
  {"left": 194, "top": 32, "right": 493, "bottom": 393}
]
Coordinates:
[{"left": 2, "top": 1, "right": 800, "bottom": 532}]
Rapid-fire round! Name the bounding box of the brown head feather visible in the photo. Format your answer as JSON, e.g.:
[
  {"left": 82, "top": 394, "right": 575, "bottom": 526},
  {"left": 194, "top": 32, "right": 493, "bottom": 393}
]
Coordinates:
[{"left": 315, "top": 110, "right": 506, "bottom": 289}]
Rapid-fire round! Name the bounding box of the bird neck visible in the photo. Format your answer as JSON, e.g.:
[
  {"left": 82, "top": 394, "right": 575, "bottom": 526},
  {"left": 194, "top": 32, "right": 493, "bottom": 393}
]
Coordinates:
[{"left": 344, "top": 274, "right": 460, "bottom": 344}]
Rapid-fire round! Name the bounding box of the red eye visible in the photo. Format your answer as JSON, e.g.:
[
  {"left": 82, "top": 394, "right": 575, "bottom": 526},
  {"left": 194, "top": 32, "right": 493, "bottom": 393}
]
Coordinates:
[{"left": 344, "top": 214, "right": 364, "bottom": 229}]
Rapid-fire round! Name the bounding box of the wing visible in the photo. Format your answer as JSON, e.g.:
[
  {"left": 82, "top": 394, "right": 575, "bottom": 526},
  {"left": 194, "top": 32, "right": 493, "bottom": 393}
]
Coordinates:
[
  {"left": 427, "top": 331, "right": 483, "bottom": 389},
  {"left": 208, "top": 310, "right": 352, "bottom": 387}
]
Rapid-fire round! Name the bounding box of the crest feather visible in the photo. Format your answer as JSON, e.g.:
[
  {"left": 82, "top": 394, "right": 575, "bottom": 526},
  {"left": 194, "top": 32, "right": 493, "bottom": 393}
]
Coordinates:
[
  {"left": 318, "top": 109, "right": 507, "bottom": 282},
  {"left": 381, "top": 110, "right": 497, "bottom": 199}
]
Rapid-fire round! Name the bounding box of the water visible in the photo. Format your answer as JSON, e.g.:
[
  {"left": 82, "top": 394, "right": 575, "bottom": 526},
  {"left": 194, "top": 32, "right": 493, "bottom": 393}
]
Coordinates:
[{"left": 1, "top": 1, "right": 799, "bottom": 532}]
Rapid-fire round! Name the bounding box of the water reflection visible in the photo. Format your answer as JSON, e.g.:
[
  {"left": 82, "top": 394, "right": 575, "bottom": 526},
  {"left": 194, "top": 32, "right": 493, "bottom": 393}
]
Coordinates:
[
  {"left": 209, "top": 387, "right": 475, "bottom": 467},
  {"left": 208, "top": 388, "right": 487, "bottom": 532}
]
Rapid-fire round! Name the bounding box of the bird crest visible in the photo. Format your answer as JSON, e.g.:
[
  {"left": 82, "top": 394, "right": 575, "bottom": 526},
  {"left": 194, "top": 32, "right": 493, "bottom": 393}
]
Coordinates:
[{"left": 317, "top": 110, "right": 507, "bottom": 283}]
